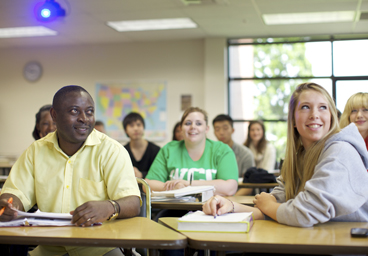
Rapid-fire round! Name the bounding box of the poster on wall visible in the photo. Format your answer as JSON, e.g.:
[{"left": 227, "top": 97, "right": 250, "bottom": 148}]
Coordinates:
[{"left": 95, "top": 81, "right": 167, "bottom": 142}]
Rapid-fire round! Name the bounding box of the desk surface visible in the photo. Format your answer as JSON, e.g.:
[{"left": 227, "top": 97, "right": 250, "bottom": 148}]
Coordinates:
[
  {"left": 238, "top": 183, "right": 278, "bottom": 189},
  {"left": 0, "top": 217, "right": 187, "bottom": 249},
  {"left": 159, "top": 218, "right": 368, "bottom": 255},
  {"left": 152, "top": 196, "right": 254, "bottom": 210}
]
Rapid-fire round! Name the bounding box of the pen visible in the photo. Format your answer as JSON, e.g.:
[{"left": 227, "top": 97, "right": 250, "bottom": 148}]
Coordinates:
[{"left": 0, "top": 197, "right": 13, "bottom": 216}]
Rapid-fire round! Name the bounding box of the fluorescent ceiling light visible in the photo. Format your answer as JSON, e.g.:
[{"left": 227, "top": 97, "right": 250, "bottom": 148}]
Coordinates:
[
  {"left": 263, "top": 11, "right": 355, "bottom": 25},
  {"left": 0, "top": 26, "right": 57, "bottom": 38},
  {"left": 107, "top": 18, "right": 197, "bottom": 32}
]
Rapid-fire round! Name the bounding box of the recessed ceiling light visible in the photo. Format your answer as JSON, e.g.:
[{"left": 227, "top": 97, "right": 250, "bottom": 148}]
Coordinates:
[
  {"left": 263, "top": 11, "right": 355, "bottom": 25},
  {"left": 0, "top": 26, "right": 57, "bottom": 38},
  {"left": 107, "top": 18, "right": 197, "bottom": 32}
]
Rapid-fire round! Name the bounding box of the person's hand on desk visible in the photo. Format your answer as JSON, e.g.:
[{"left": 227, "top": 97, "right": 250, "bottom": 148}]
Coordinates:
[
  {"left": 163, "top": 180, "right": 189, "bottom": 190},
  {"left": 71, "top": 201, "right": 113, "bottom": 227},
  {"left": 0, "top": 194, "right": 23, "bottom": 222},
  {"left": 253, "top": 192, "right": 279, "bottom": 220},
  {"left": 202, "top": 196, "right": 233, "bottom": 216}
]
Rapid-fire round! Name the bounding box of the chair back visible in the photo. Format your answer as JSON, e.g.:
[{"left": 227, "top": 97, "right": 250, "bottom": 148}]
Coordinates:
[{"left": 136, "top": 177, "right": 151, "bottom": 219}]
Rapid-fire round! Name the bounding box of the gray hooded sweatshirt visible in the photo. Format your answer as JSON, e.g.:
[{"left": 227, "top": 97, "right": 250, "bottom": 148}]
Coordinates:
[{"left": 272, "top": 123, "right": 368, "bottom": 227}]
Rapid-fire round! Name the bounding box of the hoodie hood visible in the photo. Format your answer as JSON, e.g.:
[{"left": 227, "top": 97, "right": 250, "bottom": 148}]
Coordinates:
[{"left": 325, "top": 123, "right": 368, "bottom": 169}]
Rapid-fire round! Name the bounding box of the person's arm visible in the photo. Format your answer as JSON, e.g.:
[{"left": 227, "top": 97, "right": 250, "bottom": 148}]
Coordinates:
[
  {"left": 191, "top": 179, "right": 238, "bottom": 196},
  {"left": 71, "top": 195, "right": 140, "bottom": 227},
  {"left": 133, "top": 167, "right": 143, "bottom": 178},
  {"left": 235, "top": 188, "right": 253, "bottom": 196},
  {"left": 145, "top": 179, "right": 167, "bottom": 191},
  {"left": 213, "top": 143, "right": 239, "bottom": 196},
  {"left": 145, "top": 146, "right": 170, "bottom": 192},
  {"left": 0, "top": 194, "right": 24, "bottom": 222},
  {"left": 202, "top": 195, "right": 264, "bottom": 220}
]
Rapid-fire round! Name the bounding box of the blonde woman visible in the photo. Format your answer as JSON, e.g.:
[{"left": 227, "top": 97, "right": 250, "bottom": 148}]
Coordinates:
[
  {"left": 204, "top": 83, "right": 368, "bottom": 227},
  {"left": 340, "top": 92, "right": 368, "bottom": 151}
]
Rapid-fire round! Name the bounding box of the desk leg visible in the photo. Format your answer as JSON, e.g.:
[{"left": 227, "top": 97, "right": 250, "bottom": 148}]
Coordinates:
[
  {"left": 215, "top": 251, "right": 225, "bottom": 256},
  {"left": 148, "top": 249, "right": 158, "bottom": 256}
]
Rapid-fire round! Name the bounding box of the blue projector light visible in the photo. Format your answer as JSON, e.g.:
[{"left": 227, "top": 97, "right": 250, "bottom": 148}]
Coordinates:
[{"left": 35, "top": 0, "right": 66, "bottom": 22}]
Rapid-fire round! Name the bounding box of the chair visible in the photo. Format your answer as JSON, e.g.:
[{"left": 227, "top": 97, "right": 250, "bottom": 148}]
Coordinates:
[
  {"left": 136, "top": 177, "right": 151, "bottom": 219},
  {"left": 125, "top": 178, "right": 151, "bottom": 256}
]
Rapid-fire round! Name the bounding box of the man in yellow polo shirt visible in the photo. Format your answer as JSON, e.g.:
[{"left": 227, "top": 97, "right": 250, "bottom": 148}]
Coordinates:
[{"left": 0, "top": 85, "right": 141, "bottom": 256}]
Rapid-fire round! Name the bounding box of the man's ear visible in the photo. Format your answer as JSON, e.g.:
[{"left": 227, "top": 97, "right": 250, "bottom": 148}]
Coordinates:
[
  {"left": 231, "top": 127, "right": 235, "bottom": 134},
  {"left": 50, "top": 107, "right": 57, "bottom": 122}
]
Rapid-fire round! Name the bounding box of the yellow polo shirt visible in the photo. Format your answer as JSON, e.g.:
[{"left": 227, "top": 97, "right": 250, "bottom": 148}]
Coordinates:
[{"left": 2, "top": 129, "right": 141, "bottom": 256}]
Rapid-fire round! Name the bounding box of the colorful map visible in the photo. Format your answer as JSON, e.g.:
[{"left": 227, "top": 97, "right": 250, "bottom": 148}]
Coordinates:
[{"left": 95, "top": 82, "right": 167, "bottom": 142}]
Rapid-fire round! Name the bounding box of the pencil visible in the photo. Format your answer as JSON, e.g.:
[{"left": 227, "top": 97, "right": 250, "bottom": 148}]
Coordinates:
[{"left": 0, "top": 197, "right": 13, "bottom": 216}]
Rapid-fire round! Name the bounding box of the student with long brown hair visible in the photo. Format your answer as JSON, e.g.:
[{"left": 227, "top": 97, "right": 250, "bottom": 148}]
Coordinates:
[
  {"left": 244, "top": 120, "right": 276, "bottom": 172},
  {"left": 204, "top": 82, "right": 368, "bottom": 227}
]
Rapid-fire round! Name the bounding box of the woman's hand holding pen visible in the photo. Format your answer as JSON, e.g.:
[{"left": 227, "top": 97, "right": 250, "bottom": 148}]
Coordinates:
[{"left": 203, "top": 196, "right": 232, "bottom": 217}]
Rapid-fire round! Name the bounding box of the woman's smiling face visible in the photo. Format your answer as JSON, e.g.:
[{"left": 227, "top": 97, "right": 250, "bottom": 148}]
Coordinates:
[{"left": 294, "top": 90, "right": 331, "bottom": 150}]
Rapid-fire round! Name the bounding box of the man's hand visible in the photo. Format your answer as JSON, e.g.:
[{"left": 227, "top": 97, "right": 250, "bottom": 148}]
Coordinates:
[
  {"left": 0, "top": 194, "right": 23, "bottom": 222},
  {"left": 70, "top": 201, "right": 114, "bottom": 227}
]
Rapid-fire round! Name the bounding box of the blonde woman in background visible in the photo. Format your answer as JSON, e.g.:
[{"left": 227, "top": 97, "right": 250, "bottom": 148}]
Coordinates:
[{"left": 340, "top": 92, "right": 368, "bottom": 151}]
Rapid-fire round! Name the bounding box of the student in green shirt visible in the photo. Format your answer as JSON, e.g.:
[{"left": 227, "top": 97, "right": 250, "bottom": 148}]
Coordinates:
[{"left": 146, "top": 107, "right": 238, "bottom": 196}]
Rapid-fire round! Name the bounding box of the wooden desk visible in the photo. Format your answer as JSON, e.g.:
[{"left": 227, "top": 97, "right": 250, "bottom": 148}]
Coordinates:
[
  {"left": 0, "top": 217, "right": 187, "bottom": 255},
  {"left": 238, "top": 183, "right": 278, "bottom": 189},
  {"left": 152, "top": 196, "right": 255, "bottom": 211},
  {"left": 159, "top": 218, "right": 368, "bottom": 255}
]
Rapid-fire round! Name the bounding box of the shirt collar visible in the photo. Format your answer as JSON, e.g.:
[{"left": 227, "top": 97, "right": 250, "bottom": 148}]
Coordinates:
[{"left": 44, "top": 129, "right": 101, "bottom": 151}]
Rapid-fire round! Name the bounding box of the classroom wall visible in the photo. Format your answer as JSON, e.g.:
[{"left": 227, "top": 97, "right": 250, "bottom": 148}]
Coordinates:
[{"left": 0, "top": 38, "right": 227, "bottom": 157}]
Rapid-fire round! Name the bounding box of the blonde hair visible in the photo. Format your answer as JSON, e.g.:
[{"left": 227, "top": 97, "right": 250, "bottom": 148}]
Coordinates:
[
  {"left": 180, "top": 107, "right": 208, "bottom": 126},
  {"left": 340, "top": 93, "right": 368, "bottom": 128},
  {"left": 282, "top": 83, "right": 340, "bottom": 200}
]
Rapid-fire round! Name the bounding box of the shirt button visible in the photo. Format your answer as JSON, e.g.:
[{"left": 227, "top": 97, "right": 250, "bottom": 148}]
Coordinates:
[
  {"left": 68, "top": 161, "right": 71, "bottom": 164},
  {"left": 66, "top": 185, "right": 69, "bottom": 189}
]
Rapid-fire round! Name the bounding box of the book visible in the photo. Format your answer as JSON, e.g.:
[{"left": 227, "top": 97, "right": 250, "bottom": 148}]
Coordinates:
[
  {"left": 152, "top": 186, "right": 215, "bottom": 202},
  {"left": 177, "top": 210, "right": 253, "bottom": 233}
]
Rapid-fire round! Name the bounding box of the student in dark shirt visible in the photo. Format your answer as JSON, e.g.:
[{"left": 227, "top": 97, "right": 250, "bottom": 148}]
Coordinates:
[{"left": 123, "top": 112, "right": 160, "bottom": 178}]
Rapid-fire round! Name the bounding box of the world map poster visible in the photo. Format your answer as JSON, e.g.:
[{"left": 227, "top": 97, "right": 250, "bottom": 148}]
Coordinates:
[{"left": 95, "top": 82, "right": 167, "bottom": 142}]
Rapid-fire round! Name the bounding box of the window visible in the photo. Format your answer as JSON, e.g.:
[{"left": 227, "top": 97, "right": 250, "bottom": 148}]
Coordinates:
[{"left": 228, "top": 37, "right": 368, "bottom": 163}]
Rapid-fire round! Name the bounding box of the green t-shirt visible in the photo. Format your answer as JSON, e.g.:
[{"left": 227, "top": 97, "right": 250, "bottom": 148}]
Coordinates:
[{"left": 146, "top": 139, "right": 238, "bottom": 182}]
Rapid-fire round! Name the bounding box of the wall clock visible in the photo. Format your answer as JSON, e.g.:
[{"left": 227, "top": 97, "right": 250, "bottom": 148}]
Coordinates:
[{"left": 23, "top": 61, "right": 43, "bottom": 82}]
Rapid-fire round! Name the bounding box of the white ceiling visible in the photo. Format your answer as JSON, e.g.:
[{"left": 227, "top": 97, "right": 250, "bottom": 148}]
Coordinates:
[{"left": 1, "top": 0, "right": 368, "bottom": 49}]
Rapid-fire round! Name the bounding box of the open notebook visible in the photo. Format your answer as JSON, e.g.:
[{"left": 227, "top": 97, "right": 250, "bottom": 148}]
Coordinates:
[{"left": 152, "top": 185, "right": 215, "bottom": 202}]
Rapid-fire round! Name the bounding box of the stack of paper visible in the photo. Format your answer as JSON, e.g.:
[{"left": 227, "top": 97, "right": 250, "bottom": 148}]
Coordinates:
[
  {"left": 152, "top": 186, "right": 215, "bottom": 202},
  {"left": 0, "top": 210, "right": 73, "bottom": 227},
  {"left": 178, "top": 210, "right": 254, "bottom": 233}
]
